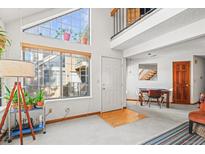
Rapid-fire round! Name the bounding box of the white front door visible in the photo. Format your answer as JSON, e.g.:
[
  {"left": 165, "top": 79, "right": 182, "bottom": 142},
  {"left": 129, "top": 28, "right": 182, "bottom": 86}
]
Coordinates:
[{"left": 101, "top": 57, "right": 123, "bottom": 112}]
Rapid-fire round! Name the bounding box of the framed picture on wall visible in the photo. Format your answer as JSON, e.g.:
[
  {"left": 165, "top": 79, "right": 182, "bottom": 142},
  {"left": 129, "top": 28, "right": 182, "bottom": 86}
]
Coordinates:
[{"left": 138, "top": 63, "right": 158, "bottom": 81}]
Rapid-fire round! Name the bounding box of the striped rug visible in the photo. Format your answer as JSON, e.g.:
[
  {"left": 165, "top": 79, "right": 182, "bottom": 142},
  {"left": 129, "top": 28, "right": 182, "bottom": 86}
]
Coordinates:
[{"left": 142, "top": 122, "right": 205, "bottom": 145}]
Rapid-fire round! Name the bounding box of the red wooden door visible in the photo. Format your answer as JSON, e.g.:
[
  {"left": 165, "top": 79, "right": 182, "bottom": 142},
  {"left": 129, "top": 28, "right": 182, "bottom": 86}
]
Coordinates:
[{"left": 173, "top": 61, "right": 190, "bottom": 104}]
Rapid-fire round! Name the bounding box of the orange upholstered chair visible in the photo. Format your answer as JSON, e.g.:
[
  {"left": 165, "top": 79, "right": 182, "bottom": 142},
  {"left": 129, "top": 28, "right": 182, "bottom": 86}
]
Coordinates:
[{"left": 189, "top": 102, "right": 205, "bottom": 134}]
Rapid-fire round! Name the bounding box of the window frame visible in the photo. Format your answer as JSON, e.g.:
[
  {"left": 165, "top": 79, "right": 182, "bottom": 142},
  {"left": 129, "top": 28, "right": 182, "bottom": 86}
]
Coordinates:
[
  {"left": 22, "top": 8, "right": 91, "bottom": 45},
  {"left": 22, "top": 43, "right": 92, "bottom": 101}
]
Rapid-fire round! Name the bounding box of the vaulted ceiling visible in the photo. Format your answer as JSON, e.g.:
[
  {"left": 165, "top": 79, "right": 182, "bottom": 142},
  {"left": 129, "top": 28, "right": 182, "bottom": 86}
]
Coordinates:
[{"left": 0, "top": 8, "right": 50, "bottom": 23}]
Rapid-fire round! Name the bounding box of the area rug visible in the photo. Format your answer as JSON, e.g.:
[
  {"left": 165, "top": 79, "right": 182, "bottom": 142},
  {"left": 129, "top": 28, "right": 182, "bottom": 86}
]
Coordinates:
[
  {"left": 99, "top": 109, "right": 145, "bottom": 127},
  {"left": 142, "top": 122, "right": 205, "bottom": 145}
]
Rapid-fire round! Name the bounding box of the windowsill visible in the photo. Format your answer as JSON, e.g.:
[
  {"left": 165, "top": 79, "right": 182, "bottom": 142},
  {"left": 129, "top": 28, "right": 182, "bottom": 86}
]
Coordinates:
[
  {"left": 45, "top": 96, "right": 93, "bottom": 103},
  {"left": 0, "top": 97, "right": 93, "bottom": 111}
]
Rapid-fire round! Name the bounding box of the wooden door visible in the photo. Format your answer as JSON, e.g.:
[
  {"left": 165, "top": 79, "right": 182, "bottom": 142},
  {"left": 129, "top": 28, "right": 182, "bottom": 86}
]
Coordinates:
[
  {"left": 173, "top": 61, "right": 190, "bottom": 104},
  {"left": 127, "top": 8, "right": 140, "bottom": 26}
]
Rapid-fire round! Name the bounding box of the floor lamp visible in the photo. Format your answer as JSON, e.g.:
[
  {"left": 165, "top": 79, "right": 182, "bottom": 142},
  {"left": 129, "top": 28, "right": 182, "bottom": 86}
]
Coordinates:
[{"left": 0, "top": 59, "right": 36, "bottom": 145}]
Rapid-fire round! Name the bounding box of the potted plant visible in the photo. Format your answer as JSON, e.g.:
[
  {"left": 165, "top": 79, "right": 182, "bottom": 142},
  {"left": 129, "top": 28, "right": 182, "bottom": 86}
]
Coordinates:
[
  {"left": 35, "top": 90, "right": 45, "bottom": 107},
  {"left": 63, "top": 28, "right": 72, "bottom": 41},
  {"left": 0, "top": 26, "right": 11, "bottom": 58},
  {"left": 55, "top": 28, "right": 64, "bottom": 40},
  {"left": 81, "top": 26, "right": 89, "bottom": 45},
  {"left": 4, "top": 86, "right": 18, "bottom": 109},
  {"left": 25, "top": 92, "right": 34, "bottom": 110},
  {"left": 55, "top": 28, "right": 72, "bottom": 41}
]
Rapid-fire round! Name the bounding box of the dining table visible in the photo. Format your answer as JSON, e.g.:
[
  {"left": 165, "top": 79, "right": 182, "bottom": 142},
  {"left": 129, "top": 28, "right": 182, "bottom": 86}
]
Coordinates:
[{"left": 139, "top": 88, "right": 170, "bottom": 108}]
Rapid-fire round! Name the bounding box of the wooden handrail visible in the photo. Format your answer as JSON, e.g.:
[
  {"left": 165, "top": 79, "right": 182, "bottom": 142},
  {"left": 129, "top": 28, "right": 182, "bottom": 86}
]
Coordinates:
[{"left": 111, "top": 8, "right": 119, "bottom": 16}]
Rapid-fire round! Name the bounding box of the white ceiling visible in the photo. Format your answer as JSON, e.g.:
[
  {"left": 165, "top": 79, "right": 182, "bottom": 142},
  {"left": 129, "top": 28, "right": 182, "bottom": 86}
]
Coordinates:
[
  {"left": 0, "top": 8, "right": 50, "bottom": 23},
  {"left": 129, "top": 36, "right": 205, "bottom": 59}
]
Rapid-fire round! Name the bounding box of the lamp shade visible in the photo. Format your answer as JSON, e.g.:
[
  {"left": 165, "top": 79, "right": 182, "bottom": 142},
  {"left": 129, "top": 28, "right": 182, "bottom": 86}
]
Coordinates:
[{"left": 0, "top": 59, "right": 35, "bottom": 77}]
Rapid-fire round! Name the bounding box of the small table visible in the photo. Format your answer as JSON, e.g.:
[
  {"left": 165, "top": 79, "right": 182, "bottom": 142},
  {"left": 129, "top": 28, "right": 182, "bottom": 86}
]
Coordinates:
[{"left": 139, "top": 88, "right": 170, "bottom": 108}]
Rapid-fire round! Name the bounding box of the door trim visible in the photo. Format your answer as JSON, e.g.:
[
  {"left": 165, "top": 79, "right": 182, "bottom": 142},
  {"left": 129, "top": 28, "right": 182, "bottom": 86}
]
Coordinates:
[
  {"left": 100, "top": 56, "right": 124, "bottom": 113},
  {"left": 172, "top": 61, "right": 191, "bottom": 104}
]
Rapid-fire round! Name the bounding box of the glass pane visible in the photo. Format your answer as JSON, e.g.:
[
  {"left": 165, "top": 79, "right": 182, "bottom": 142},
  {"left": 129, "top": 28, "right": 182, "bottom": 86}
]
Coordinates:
[
  {"left": 39, "top": 27, "right": 50, "bottom": 37},
  {"left": 62, "top": 53, "right": 90, "bottom": 97},
  {"left": 38, "top": 51, "right": 61, "bottom": 99},
  {"left": 41, "top": 22, "right": 51, "bottom": 28},
  {"left": 51, "top": 20, "right": 61, "bottom": 30},
  {"left": 24, "top": 50, "right": 39, "bottom": 97},
  {"left": 23, "top": 9, "right": 90, "bottom": 45},
  {"left": 24, "top": 48, "right": 90, "bottom": 99},
  {"left": 48, "top": 53, "right": 61, "bottom": 98}
]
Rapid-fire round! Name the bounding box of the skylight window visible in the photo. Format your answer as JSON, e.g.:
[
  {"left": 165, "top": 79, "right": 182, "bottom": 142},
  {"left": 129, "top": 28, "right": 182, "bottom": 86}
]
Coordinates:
[{"left": 23, "top": 9, "right": 90, "bottom": 45}]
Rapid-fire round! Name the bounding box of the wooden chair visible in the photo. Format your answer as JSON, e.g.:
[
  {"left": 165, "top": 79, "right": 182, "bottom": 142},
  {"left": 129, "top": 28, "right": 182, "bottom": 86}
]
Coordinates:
[{"left": 147, "top": 90, "right": 164, "bottom": 108}]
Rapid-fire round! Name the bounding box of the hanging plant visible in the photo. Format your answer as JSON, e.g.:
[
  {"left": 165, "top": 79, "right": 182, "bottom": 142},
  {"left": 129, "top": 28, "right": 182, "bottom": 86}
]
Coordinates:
[{"left": 0, "top": 26, "right": 10, "bottom": 59}]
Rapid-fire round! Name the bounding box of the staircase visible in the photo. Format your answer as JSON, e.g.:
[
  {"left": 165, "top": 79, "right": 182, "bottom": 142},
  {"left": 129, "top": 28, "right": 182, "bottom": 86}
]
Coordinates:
[{"left": 140, "top": 70, "right": 157, "bottom": 80}]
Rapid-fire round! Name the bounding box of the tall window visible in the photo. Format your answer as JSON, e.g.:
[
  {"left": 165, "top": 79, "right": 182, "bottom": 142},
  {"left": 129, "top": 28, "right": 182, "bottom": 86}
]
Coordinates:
[
  {"left": 23, "top": 9, "right": 90, "bottom": 45},
  {"left": 23, "top": 45, "right": 90, "bottom": 99}
]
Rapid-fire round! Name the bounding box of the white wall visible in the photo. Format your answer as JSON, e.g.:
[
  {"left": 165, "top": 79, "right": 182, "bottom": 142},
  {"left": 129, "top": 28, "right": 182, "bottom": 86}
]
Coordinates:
[
  {"left": 127, "top": 49, "right": 205, "bottom": 104},
  {"left": 3, "top": 8, "right": 125, "bottom": 121},
  {"left": 0, "top": 19, "right": 7, "bottom": 133},
  {"left": 0, "top": 19, "right": 4, "bottom": 28},
  {"left": 126, "top": 50, "right": 195, "bottom": 103},
  {"left": 193, "top": 56, "right": 205, "bottom": 102}
]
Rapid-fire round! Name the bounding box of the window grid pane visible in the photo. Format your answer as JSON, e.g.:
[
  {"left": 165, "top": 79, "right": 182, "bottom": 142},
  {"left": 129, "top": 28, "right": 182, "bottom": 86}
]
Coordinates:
[
  {"left": 23, "top": 9, "right": 90, "bottom": 45},
  {"left": 23, "top": 48, "right": 90, "bottom": 100}
]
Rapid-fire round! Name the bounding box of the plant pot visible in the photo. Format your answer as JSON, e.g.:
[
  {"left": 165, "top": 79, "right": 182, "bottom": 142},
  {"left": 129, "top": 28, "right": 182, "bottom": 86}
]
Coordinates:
[
  {"left": 27, "top": 105, "right": 33, "bottom": 110},
  {"left": 64, "top": 32, "right": 71, "bottom": 41},
  {"left": 0, "top": 36, "right": 6, "bottom": 49},
  {"left": 11, "top": 103, "right": 18, "bottom": 109},
  {"left": 37, "top": 101, "right": 44, "bottom": 107},
  {"left": 81, "top": 37, "right": 88, "bottom": 45}
]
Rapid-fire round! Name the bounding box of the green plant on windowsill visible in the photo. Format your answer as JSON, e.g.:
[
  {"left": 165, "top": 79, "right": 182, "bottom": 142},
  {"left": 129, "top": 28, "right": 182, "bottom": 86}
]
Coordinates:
[
  {"left": 4, "top": 86, "right": 35, "bottom": 110},
  {"left": 24, "top": 91, "right": 35, "bottom": 110},
  {"left": 0, "top": 26, "right": 11, "bottom": 59},
  {"left": 80, "top": 26, "right": 89, "bottom": 45},
  {"left": 4, "top": 86, "right": 19, "bottom": 109},
  {"left": 55, "top": 27, "right": 72, "bottom": 41},
  {"left": 34, "top": 90, "right": 45, "bottom": 107}
]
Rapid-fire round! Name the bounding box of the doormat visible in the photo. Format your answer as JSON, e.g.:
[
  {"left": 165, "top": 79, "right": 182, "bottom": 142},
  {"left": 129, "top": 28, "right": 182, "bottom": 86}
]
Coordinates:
[{"left": 99, "top": 109, "right": 145, "bottom": 127}]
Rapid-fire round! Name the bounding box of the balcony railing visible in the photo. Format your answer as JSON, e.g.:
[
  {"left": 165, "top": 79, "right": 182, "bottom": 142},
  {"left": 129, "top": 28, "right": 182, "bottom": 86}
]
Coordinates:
[{"left": 111, "top": 8, "right": 156, "bottom": 39}]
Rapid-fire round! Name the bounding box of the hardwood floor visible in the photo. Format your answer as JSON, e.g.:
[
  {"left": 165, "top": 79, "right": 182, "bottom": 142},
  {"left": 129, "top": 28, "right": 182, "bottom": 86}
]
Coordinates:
[{"left": 99, "top": 109, "right": 145, "bottom": 127}]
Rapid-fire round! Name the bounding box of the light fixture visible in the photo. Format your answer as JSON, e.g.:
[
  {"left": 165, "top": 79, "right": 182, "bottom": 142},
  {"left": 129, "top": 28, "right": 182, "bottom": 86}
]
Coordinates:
[
  {"left": 0, "top": 59, "right": 36, "bottom": 145},
  {"left": 0, "top": 60, "right": 35, "bottom": 77}
]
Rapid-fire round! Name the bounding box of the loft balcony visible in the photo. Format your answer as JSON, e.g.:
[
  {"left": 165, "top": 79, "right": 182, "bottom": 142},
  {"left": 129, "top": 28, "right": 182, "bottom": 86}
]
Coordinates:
[
  {"left": 111, "top": 8, "right": 156, "bottom": 39},
  {"left": 110, "top": 8, "right": 205, "bottom": 57}
]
